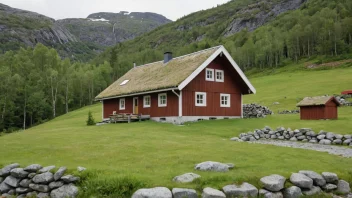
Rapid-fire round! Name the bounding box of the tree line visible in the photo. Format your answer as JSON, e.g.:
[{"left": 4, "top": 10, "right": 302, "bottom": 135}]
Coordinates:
[{"left": 0, "top": 44, "right": 113, "bottom": 132}]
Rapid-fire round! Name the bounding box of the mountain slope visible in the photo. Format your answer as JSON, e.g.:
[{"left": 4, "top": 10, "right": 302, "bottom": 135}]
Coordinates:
[
  {"left": 0, "top": 3, "right": 171, "bottom": 61},
  {"left": 93, "top": 0, "right": 351, "bottom": 76}
]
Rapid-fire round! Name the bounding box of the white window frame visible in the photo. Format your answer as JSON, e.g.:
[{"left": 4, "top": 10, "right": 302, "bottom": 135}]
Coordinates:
[
  {"left": 158, "top": 93, "right": 167, "bottom": 107},
  {"left": 143, "top": 95, "right": 151, "bottom": 108},
  {"left": 220, "top": 94, "right": 231, "bottom": 108},
  {"left": 205, "top": 68, "right": 214, "bottom": 81},
  {"left": 215, "top": 69, "right": 224, "bottom": 82},
  {"left": 195, "top": 92, "right": 207, "bottom": 107},
  {"left": 119, "top": 98, "right": 126, "bottom": 110}
]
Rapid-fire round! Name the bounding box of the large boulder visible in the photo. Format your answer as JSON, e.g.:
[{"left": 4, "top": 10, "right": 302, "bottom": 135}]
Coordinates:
[
  {"left": 77, "top": 166, "right": 86, "bottom": 172},
  {"left": 326, "top": 132, "right": 335, "bottom": 140},
  {"left": 322, "top": 172, "right": 338, "bottom": 183},
  {"left": 202, "top": 187, "right": 226, "bottom": 198},
  {"left": 172, "top": 188, "right": 197, "bottom": 198},
  {"left": 61, "top": 175, "right": 80, "bottom": 183},
  {"left": 4, "top": 176, "right": 20, "bottom": 187},
  {"left": 50, "top": 184, "right": 78, "bottom": 198},
  {"left": 38, "top": 166, "right": 56, "bottom": 173},
  {"left": 15, "top": 187, "right": 32, "bottom": 194},
  {"left": 10, "top": 168, "right": 29, "bottom": 179},
  {"left": 264, "top": 192, "right": 283, "bottom": 198},
  {"left": 132, "top": 187, "right": 172, "bottom": 198},
  {"left": 0, "top": 163, "right": 20, "bottom": 177},
  {"left": 19, "top": 179, "right": 31, "bottom": 188},
  {"left": 0, "top": 181, "right": 11, "bottom": 193},
  {"left": 322, "top": 184, "right": 337, "bottom": 191},
  {"left": 172, "top": 173, "right": 200, "bottom": 183},
  {"left": 302, "top": 186, "right": 321, "bottom": 196},
  {"left": 37, "top": 192, "right": 50, "bottom": 198},
  {"left": 194, "top": 161, "right": 233, "bottom": 172},
  {"left": 260, "top": 174, "right": 286, "bottom": 192},
  {"left": 33, "top": 172, "right": 54, "bottom": 184},
  {"left": 222, "top": 182, "right": 258, "bottom": 197},
  {"left": 24, "top": 164, "right": 42, "bottom": 173},
  {"left": 49, "top": 181, "right": 64, "bottom": 189},
  {"left": 337, "top": 180, "right": 351, "bottom": 194},
  {"left": 298, "top": 170, "right": 326, "bottom": 186},
  {"left": 283, "top": 186, "right": 302, "bottom": 198},
  {"left": 319, "top": 139, "right": 331, "bottom": 145},
  {"left": 54, "top": 167, "right": 67, "bottom": 181},
  {"left": 290, "top": 173, "right": 313, "bottom": 189},
  {"left": 29, "top": 183, "right": 50, "bottom": 193}
]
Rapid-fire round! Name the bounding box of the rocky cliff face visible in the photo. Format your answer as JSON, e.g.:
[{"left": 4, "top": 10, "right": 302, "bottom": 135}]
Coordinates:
[
  {"left": 224, "top": 0, "right": 306, "bottom": 36},
  {"left": 0, "top": 3, "right": 171, "bottom": 58}
]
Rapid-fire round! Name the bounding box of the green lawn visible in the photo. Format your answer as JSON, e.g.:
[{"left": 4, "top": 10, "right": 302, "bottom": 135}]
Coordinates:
[{"left": 1, "top": 67, "right": 352, "bottom": 197}]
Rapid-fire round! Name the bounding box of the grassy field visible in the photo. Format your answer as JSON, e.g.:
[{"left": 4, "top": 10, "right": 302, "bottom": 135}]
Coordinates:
[{"left": 1, "top": 66, "right": 352, "bottom": 197}]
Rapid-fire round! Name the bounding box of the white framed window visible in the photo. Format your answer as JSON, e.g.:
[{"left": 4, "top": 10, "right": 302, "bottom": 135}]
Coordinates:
[
  {"left": 205, "top": 68, "right": 214, "bottom": 81},
  {"left": 120, "top": 80, "right": 129, "bottom": 86},
  {"left": 220, "top": 94, "right": 231, "bottom": 107},
  {"left": 143, "top": 95, "right": 151, "bottom": 108},
  {"left": 195, "top": 92, "right": 207, "bottom": 106},
  {"left": 119, "top": 98, "right": 126, "bottom": 110},
  {"left": 215, "top": 69, "right": 224, "bottom": 82},
  {"left": 158, "top": 93, "right": 167, "bottom": 107}
]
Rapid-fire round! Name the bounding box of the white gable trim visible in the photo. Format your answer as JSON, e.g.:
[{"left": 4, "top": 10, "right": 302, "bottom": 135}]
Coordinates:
[{"left": 177, "top": 46, "right": 256, "bottom": 94}]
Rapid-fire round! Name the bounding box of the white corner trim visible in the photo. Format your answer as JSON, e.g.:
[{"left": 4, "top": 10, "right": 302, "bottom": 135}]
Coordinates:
[
  {"left": 195, "top": 92, "right": 207, "bottom": 107},
  {"left": 179, "top": 90, "right": 182, "bottom": 117},
  {"left": 119, "top": 98, "right": 126, "bottom": 110},
  {"left": 143, "top": 95, "right": 151, "bottom": 108},
  {"left": 205, "top": 68, "right": 214, "bottom": 81},
  {"left": 241, "top": 93, "right": 243, "bottom": 118},
  {"left": 178, "top": 46, "right": 256, "bottom": 94},
  {"left": 220, "top": 93, "right": 231, "bottom": 108},
  {"left": 215, "top": 69, "right": 224, "bottom": 82},
  {"left": 158, "top": 93, "right": 167, "bottom": 107},
  {"left": 102, "top": 100, "right": 104, "bottom": 119}
]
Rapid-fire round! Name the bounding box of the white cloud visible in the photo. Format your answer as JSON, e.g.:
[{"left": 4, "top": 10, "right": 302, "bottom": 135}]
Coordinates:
[{"left": 0, "top": 0, "right": 230, "bottom": 21}]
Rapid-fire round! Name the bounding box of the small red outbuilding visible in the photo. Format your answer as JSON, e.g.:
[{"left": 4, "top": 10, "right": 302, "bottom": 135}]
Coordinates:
[{"left": 296, "top": 96, "right": 340, "bottom": 120}]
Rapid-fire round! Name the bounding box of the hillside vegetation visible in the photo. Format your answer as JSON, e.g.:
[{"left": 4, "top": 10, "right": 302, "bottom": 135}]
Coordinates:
[
  {"left": 94, "top": 0, "right": 352, "bottom": 79},
  {"left": 1, "top": 66, "right": 352, "bottom": 197}
]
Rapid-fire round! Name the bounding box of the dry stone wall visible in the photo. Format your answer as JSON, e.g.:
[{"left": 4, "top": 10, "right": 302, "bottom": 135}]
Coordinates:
[
  {"left": 0, "top": 163, "right": 82, "bottom": 198},
  {"left": 233, "top": 126, "right": 352, "bottom": 146},
  {"left": 132, "top": 167, "right": 351, "bottom": 198}
]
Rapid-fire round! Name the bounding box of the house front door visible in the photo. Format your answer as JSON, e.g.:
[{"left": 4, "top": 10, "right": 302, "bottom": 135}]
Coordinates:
[{"left": 133, "top": 97, "right": 138, "bottom": 114}]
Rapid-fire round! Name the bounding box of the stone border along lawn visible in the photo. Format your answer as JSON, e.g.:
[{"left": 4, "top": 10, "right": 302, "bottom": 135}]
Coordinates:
[
  {"left": 132, "top": 168, "right": 352, "bottom": 198},
  {"left": 231, "top": 126, "right": 352, "bottom": 157},
  {"left": 0, "top": 163, "right": 85, "bottom": 198}
]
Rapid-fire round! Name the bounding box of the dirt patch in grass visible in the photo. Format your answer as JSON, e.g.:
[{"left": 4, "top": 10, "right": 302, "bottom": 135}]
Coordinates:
[{"left": 306, "top": 59, "right": 352, "bottom": 69}]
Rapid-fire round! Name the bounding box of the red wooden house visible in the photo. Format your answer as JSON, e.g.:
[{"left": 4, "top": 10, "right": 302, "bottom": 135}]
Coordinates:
[
  {"left": 95, "top": 45, "right": 256, "bottom": 123},
  {"left": 296, "top": 96, "right": 340, "bottom": 120}
]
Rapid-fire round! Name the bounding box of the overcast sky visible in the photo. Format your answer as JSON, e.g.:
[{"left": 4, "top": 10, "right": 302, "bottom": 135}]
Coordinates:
[{"left": 0, "top": 0, "right": 230, "bottom": 21}]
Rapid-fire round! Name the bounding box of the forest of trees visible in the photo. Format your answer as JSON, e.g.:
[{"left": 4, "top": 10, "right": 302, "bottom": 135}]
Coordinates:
[
  {"left": 0, "top": 44, "right": 113, "bottom": 132},
  {"left": 95, "top": 0, "right": 352, "bottom": 74}
]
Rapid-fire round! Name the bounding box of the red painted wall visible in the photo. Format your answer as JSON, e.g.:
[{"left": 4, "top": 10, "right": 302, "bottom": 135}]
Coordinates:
[
  {"left": 300, "top": 100, "right": 338, "bottom": 120},
  {"left": 102, "top": 91, "right": 178, "bottom": 118},
  {"left": 182, "top": 56, "right": 243, "bottom": 116}
]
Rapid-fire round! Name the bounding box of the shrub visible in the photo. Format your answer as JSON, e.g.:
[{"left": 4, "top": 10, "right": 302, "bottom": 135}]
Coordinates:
[{"left": 86, "top": 111, "right": 96, "bottom": 126}]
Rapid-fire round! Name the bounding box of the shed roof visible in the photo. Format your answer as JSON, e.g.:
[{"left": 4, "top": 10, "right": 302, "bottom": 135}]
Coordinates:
[
  {"left": 95, "top": 45, "right": 256, "bottom": 100},
  {"left": 296, "top": 96, "right": 340, "bottom": 107}
]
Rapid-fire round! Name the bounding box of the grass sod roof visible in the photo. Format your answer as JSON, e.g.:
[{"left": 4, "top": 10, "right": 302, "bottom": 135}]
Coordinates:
[
  {"left": 296, "top": 96, "right": 340, "bottom": 107},
  {"left": 95, "top": 46, "right": 221, "bottom": 99}
]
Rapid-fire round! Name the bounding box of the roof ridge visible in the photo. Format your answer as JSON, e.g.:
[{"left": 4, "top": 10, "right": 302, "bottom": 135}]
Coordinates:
[{"left": 134, "top": 45, "right": 223, "bottom": 68}]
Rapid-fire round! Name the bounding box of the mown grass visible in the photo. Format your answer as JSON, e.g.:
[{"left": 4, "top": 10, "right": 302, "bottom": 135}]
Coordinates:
[{"left": 1, "top": 66, "right": 352, "bottom": 197}]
